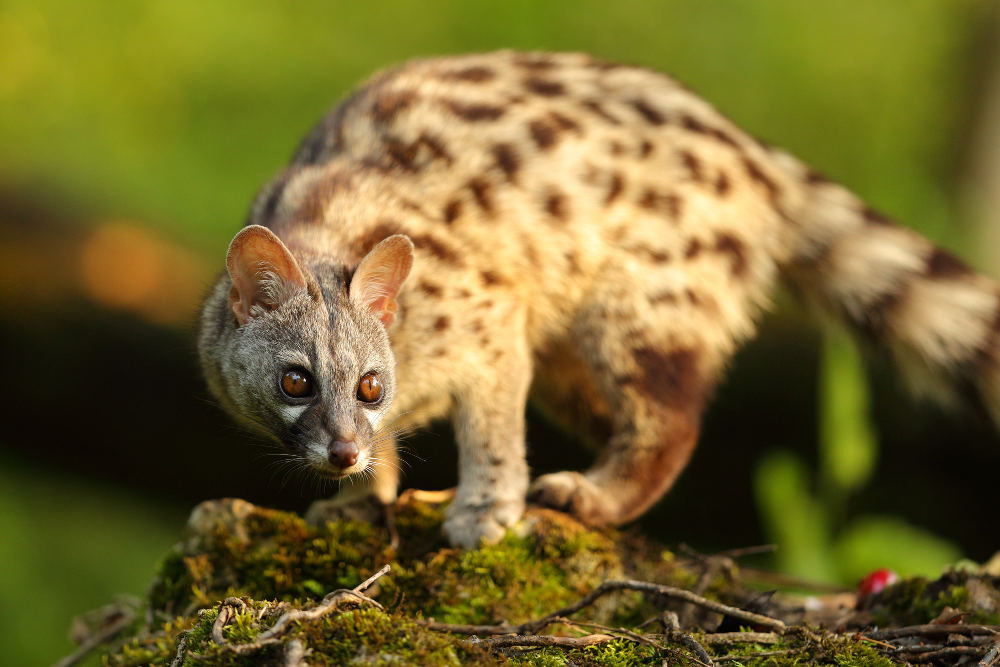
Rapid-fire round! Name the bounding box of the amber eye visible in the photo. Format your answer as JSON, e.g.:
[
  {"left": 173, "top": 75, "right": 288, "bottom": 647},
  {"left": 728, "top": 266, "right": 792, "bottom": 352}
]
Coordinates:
[
  {"left": 280, "top": 368, "right": 313, "bottom": 399},
  {"left": 357, "top": 372, "right": 383, "bottom": 404}
]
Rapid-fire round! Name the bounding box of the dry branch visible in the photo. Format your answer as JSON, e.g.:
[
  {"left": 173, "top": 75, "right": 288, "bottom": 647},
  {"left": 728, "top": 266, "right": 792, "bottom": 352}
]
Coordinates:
[{"left": 519, "top": 578, "right": 787, "bottom": 633}]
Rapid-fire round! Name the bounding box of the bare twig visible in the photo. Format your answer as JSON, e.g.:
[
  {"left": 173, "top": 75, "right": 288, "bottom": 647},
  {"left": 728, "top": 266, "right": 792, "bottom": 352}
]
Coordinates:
[
  {"left": 201, "top": 564, "right": 393, "bottom": 658},
  {"left": 678, "top": 549, "right": 730, "bottom": 627},
  {"left": 715, "top": 649, "right": 797, "bottom": 662},
  {"left": 168, "top": 633, "right": 189, "bottom": 667},
  {"left": 283, "top": 639, "right": 308, "bottom": 667},
  {"left": 521, "top": 579, "right": 786, "bottom": 633},
  {"left": 550, "top": 617, "right": 665, "bottom": 651},
  {"left": 675, "top": 633, "right": 714, "bottom": 666},
  {"left": 865, "top": 624, "right": 1000, "bottom": 641},
  {"left": 472, "top": 633, "right": 617, "bottom": 649},
  {"left": 212, "top": 605, "right": 233, "bottom": 645},
  {"left": 737, "top": 567, "right": 850, "bottom": 594},
  {"left": 713, "top": 544, "right": 778, "bottom": 559},
  {"left": 897, "top": 645, "right": 989, "bottom": 661},
  {"left": 254, "top": 564, "right": 390, "bottom": 643},
  {"left": 980, "top": 639, "right": 1000, "bottom": 666},
  {"left": 52, "top": 607, "right": 135, "bottom": 667},
  {"left": 697, "top": 631, "right": 782, "bottom": 646},
  {"left": 418, "top": 620, "right": 517, "bottom": 635}
]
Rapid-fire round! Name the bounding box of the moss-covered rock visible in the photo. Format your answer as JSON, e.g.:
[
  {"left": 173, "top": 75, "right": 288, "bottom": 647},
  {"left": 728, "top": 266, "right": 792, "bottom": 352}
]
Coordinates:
[{"left": 88, "top": 493, "right": 1000, "bottom": 666}]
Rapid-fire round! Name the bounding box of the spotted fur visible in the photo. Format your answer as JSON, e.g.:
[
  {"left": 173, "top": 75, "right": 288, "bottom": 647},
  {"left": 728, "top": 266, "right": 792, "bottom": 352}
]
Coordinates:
[{"left": 200, "top": 50, "right": 1000, "bottom": 548}]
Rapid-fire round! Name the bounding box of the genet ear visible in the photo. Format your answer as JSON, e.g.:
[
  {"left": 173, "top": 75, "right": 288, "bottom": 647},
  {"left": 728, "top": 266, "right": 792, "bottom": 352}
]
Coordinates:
[
  {"left": 226, "top": 225, "right": 308, "bottom": 325},
  {"left": 349, "top": 235, "right": 414, "bottom": 328}
]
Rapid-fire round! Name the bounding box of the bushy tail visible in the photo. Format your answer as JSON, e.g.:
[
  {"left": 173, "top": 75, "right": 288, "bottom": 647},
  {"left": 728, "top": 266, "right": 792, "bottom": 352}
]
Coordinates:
[{"left": 772, "top": 152, "right": 1000, "bottom": 424}]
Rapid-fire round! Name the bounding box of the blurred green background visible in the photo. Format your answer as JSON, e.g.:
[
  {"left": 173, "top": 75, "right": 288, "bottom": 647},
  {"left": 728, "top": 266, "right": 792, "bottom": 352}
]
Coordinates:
[{"left": 2, "top": 1, "right": 1000, "bottom": 664}]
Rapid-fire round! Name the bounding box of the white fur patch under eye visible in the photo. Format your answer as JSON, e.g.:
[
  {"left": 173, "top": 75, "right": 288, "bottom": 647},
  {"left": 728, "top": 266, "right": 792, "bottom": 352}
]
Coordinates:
[
  {"left": 280, "top": 405, "right": 308, "bottom": 424},
  {"left": 304, "top": 441, "right": 329, "bottom": 467},
  {"left": 363, "top": 410, "right": 380, "bottom": 430}
]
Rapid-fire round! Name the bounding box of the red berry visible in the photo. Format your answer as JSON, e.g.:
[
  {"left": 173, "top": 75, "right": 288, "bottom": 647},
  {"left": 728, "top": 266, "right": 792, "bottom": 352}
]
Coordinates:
[{"left": 857, "top": 568, "right": 899, "bottom": 599}]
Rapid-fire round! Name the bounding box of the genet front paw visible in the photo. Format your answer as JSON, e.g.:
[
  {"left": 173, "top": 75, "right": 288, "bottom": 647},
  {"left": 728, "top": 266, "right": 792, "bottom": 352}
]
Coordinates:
[
  {"left": 528, "top": 471, "right": 617, "bottom": 526},
  {"left": 443, "top": 497, "right": 524, "bottom": 549}
]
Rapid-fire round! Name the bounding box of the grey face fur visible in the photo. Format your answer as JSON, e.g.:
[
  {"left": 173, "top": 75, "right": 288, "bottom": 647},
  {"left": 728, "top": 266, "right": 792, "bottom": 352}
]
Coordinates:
[{"left": 198, "top": 227, "right": 413, "bottom": 483}]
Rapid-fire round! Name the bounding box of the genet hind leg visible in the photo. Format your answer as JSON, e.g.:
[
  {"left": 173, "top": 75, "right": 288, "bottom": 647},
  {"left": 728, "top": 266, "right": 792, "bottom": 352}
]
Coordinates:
[{"left": 529, "top": 293, "right": 716, "bottom": 526}]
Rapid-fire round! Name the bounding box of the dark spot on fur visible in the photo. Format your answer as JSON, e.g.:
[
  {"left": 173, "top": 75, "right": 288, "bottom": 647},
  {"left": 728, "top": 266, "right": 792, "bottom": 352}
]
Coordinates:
[
  {"left": 630, "top": 98, "right": 666, "bottom": 125},
  {"left": 382, "top": 137, "right": 417, "bottom": 171},
  {"left": 609, "top": 140, "right": 626, "bottom": 156},
  {"left": 979, "top": 296, "right": 1000, "bottom": 370},
  {"left": 580, "top": 99, "right": 621, "bottom": 125},
  {"left": 524, "top": 77, "right": 565, "bottom": 96},
  {"left": 372, "top": 89, "right": 416, "bottom": 124},
  {"left": 684, "top": 239, "right": 702, "bottom": 259},
  {"left": 680, "top": 114, "right": 741, "bottom": 149},
  {"left": 805, "top": 168, "right": 831, "bottom": 185},
  {"left": 585, "top": 55, "right": 626, "bottom": 71},
  {"left": 639, "top": 140, "right": 654, "bottom": 159},
  {"left": 457, "top": 288, "right": 471, "bottom": 299},
  {"left": 442, "top": 66, "right": 496, "bottom": 82},
  {"left": 638, "top": 188, "right": 682, "bottom": 219},
  {"left": 491, "top": 143, "right": 520, "bottom": 183},
  {"left": 549, "top": 111, "right": 582, "bottom": 133},
  {"left": 356, "top": 221, "right": 402, "bottom": 256},
  {"left": 862, "top": 206, "right": 893, "bottom": 226},
  {"left": 292, "top": 173, "right": 354, "bottom": 223},
  {"left": 434, "top": 315, "right": 449, "bottom": 332},
  {"left": 410, "top": 232, "right": 462, "bottom": 265},
  {"left": 545, "top": 188, "right": 568, "bottom": 221},
  {"left": 849, "top": 284, "right": 905, "bottom": 341},
  {"left": 715, "top": 232, "right": 748, "bottom": 277},
  {"left": 382, "top": 132, "right": 454, "bottom": 172},
  {"left": 685, "top": 289, "right": 701, "bottom": 306},
  {"left": 741, "top": 156, "right": 781, "bottom": 204},
  {"left": 295, "top": 189, "right": 326, "bottom": 222},
  {"left": 566, "top": 251, "right": 582, "bottom": 273},
  {"left": 481, "top": 270, "right": 503, "bottom": 286},
  {"left": 529, "top": 119, "right": 557, "bottom": 150},
  {"left": 471, "top": 319, "right": 484, "bottom": 333},
  {"left": 651, "top": 291, "right": 679, "bottom": 305},
  {"left": 679, "top": 150, "right": 703, "bottom": 183},
  {"left": 626, "top": 245, "right": 671, "bottom": 263},
  {"left": 926, "top": 247, "right": 972, "bottom": 279},
  {"left": 400, "top": 198, "right": 432, "bottom": 218},
  {"left": 444, "top": 99, "right": 506, "bottom": 121},
  {"left": 262, "top": 176, "right": 288, "bottom": 221},
  {"left": 513, "top": 53, "right": 557, "bottom": 70},
  {"left": 419, "top": 133, "right": 453, "bottom": 164},
  {"left": 297, "top": 133, "right": 326, "bottom": 166},
  {"left": 433, "top": 348, "right": 447, "bottom": 358},
  {"left": 715, "top": 171, "right": 731, "bottom": 196},
  {"left": 467, "top": 177, "right": 494, "bottom": 215},
  {"left": 443, "top": 199, "right": 463, "bottom": 224},
  {"left": 419, "top": 280, "right": 442, "bottom": 297},
  {"left": 605, "top": 172, "right": 624, "bottom": 205},
  {"left": 624, "top": 347, "right": 706, "bottom": 412}
]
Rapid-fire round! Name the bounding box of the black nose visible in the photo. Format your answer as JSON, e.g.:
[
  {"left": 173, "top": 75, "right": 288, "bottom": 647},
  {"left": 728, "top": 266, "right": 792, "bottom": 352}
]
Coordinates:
[{"left": 328, "top": 440, "right": 359, "bottom": 468}]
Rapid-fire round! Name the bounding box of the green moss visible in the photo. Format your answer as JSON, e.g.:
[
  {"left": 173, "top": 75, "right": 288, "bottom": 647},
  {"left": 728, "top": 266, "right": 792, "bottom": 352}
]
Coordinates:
[
  {"left": 867, "top": 570, "right": 1000, "bottom": 626},
  {"left": 388, "top": 521, "right": 620, "bottom": 625},
  {"left": 97, "top": 497, "right": 999, "bottom": 666}
]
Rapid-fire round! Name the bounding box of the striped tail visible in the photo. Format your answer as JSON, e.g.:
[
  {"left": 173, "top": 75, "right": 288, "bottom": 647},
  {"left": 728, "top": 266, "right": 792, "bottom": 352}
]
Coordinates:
[{"left": 775, "top": 158, "right": 1000, "bottom": 425}]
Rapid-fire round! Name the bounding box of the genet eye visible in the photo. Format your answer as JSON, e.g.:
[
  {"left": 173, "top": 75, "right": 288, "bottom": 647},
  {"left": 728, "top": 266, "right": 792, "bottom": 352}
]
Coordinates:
[
  {"left": 280, "top": 368, "right": 313, "bottom": 399},
  {"left": 357, "top": 372, "right": 383, "bottom": 404}
]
